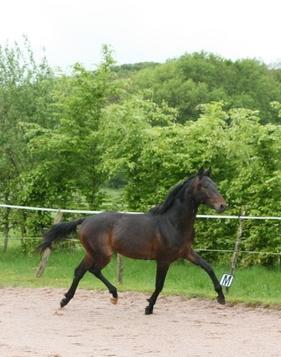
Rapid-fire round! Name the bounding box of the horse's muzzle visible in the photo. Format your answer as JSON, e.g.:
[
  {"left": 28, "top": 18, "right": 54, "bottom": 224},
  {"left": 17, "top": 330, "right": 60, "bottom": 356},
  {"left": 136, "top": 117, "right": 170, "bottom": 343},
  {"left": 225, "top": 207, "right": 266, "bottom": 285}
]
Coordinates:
[{"left": 214, "top": 202, "right": 228, "bottom": 213}]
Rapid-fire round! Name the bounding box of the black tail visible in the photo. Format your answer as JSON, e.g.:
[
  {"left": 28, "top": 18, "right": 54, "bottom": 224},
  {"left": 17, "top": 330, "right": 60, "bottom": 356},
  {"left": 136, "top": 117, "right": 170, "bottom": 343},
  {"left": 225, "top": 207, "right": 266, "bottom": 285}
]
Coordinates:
[{"left": 38, "top": 218, "right": 85, "bottom": 253}]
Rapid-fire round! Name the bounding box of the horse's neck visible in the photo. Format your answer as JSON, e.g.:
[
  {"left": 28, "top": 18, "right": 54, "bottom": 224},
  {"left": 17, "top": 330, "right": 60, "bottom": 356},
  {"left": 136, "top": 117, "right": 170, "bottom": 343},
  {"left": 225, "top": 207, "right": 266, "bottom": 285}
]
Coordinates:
[{"left": 168, "top": 196, "right": 198, "bottom": 234}]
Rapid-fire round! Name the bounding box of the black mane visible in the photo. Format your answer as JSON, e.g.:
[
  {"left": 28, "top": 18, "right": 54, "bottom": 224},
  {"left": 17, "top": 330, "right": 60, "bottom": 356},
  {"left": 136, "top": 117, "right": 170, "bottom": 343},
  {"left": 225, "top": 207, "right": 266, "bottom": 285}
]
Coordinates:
[{"left": 149, "top": 176, "right": 195, "bottom": 215}]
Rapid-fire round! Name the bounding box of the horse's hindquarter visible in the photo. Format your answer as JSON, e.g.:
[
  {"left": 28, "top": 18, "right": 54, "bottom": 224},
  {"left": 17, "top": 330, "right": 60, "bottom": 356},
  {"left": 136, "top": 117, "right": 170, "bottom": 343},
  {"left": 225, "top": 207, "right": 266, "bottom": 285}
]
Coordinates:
[{"left": 79, "top": 213, "right": 122, "bottom": 256}]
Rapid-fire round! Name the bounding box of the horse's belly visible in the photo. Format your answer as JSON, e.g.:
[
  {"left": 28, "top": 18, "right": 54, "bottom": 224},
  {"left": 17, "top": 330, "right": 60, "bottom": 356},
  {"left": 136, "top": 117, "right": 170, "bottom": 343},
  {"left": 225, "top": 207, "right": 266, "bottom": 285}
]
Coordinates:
[
  {"left": 110, "top": 214, "right": 184, "bottom": 261},
  {"left": 112, "top": 233, "right": 158, "bottom": 260}
]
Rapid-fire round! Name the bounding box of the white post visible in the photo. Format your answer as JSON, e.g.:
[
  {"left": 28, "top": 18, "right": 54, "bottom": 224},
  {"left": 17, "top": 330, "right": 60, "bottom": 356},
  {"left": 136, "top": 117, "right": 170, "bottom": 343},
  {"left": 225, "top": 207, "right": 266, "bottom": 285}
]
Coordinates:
[{"left": 36, "top": 210, "right": 63, "bottom": 278}]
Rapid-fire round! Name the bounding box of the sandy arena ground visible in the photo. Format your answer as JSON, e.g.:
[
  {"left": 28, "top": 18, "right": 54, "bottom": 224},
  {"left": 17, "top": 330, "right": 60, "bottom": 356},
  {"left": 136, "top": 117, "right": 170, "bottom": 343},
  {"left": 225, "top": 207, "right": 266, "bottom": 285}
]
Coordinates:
[{"left": 0, "top": 288, "right": 280, "bottom": 357}]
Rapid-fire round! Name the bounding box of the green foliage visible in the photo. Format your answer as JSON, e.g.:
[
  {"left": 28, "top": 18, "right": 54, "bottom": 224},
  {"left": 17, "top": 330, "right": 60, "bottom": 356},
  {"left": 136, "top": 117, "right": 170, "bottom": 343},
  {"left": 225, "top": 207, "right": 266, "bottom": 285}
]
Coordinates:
[
  {"left": 0, "top": 39, "right": 55, "bottom": 239},
  {"left": 129, "top": 52, "right": 281, "bottom": 123},
  {"left": 99, "top": 94, "right": 178, "bottom": 208},
  {"left": 0, "top": 42, "right": 280, "bottom": 265},
  {"left": 101, "top": 102, "right": 281, "bottom": 265},
  {"left": 22, "top": 46, "right": 118, "bottom": 210},
  {"left": 112, "top": 62, "right": 159, "bottom": 78}
]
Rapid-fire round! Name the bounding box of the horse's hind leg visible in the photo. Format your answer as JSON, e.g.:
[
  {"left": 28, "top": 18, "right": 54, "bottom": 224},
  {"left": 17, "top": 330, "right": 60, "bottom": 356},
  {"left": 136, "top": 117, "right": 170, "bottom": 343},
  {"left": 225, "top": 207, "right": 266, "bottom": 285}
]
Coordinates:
[
  {"left": 60, "top": 255, "right": 93, "bottom": 308},
  {"left": 89, "top": 264, "right": 118, "bottom": 304},
  {"left": 145, "top": 261, "right": 170, "bottom": 315}
]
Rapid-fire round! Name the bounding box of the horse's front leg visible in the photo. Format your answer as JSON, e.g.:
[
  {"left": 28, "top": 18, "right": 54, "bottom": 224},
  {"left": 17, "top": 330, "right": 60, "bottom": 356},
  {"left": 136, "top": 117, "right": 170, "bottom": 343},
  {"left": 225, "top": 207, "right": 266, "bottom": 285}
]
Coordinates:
[{"left": 184, "top": 249, "right": 225, "bottom": 304}]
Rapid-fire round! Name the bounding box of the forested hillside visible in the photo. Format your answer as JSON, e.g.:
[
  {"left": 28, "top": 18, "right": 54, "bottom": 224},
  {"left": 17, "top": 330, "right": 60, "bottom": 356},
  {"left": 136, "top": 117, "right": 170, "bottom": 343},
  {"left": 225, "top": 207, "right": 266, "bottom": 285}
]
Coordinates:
[
  {"left": 0, "top": 42, "right": 281, "bottom": 264},
  {"left": 115, "top": 52, "right": 281, "bottom": 123}
]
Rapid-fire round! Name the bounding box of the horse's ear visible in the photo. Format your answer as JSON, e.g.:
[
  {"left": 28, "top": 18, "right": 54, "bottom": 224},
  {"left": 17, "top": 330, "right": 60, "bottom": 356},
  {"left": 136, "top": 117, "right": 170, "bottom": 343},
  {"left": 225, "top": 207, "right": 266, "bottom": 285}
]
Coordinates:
[
  {"left": 198, "top": 167, "right": 205, "bottom": 179},
  {"left": 205, "top": 167, "right": 212, "bottom": 176}
]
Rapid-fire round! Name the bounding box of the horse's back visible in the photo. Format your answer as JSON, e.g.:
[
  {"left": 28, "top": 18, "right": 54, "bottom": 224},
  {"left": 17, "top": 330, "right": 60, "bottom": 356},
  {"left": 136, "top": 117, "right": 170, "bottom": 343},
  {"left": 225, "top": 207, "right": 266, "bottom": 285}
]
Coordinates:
[
  {"left": 112, "top": 213, "right": 161, "bottom": 259},
  {"left": 80, "top": 212, "right": 161, "bottom": 260},
  {"left": 81, "top": 212, "right": 123, "bottom": 234}
]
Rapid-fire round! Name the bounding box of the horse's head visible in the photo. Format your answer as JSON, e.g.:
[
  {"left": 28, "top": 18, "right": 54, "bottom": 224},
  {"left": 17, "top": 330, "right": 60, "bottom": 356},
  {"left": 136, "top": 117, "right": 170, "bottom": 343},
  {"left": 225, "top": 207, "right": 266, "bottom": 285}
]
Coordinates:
[{"left": 192, "top": 168, "right": 227, "bottom": 213}]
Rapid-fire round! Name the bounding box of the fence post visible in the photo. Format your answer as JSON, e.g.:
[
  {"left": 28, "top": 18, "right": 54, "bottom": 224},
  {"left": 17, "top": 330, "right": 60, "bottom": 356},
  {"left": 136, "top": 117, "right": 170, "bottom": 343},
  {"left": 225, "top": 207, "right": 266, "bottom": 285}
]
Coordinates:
[
  {"left": 3, "top": 208, "right": 11, "bottom": 253},
  {"left": 36, "top": 210, "right": 63, "bottom": 278},
  {"left": 19, "top": 211, "right": 27, "bottom": 248},
  {"left": 116, "top": 253, "right": 124, "bottom": 284},
  {"left": 226, "top": 210, "right": 245, "bottom": 292}
]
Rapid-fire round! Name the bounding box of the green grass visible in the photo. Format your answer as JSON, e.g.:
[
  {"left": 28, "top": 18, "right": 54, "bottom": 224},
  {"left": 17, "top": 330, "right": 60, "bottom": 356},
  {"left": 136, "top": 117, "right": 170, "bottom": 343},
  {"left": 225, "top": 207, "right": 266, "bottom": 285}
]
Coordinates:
[{"left": 1, "top": 246, "right": 280, "bottom": 306}]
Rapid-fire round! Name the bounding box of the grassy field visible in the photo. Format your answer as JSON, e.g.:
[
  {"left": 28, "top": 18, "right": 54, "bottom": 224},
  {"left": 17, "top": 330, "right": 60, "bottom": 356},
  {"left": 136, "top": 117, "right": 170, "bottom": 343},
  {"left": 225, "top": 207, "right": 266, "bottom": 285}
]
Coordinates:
[{"left": 0, "top": 246, "right": 280, "bottom": 306}]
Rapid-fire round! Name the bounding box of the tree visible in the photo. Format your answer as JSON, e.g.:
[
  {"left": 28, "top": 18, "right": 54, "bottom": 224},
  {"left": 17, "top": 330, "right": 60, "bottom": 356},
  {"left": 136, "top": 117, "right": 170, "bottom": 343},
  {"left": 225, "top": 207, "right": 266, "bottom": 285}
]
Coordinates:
[
  {"left": 100, "top": 101, "right": 281, "bottom": 265},
  {"left": 0, "top": 39, "right": 55, "bottom": 248},
  {"left": 128, "top": 52, "right": 281, "bottom": 123},
  {"left": 24, "top": 46, "right": 118, "bottom": 210}
]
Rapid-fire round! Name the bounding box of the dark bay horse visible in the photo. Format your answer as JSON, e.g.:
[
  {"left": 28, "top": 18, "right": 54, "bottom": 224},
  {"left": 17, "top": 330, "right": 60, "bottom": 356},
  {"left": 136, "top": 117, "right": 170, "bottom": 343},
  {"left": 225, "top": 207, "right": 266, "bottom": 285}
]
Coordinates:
[{"left": 39, "top": 168, "right": 227, "bottom": 314}]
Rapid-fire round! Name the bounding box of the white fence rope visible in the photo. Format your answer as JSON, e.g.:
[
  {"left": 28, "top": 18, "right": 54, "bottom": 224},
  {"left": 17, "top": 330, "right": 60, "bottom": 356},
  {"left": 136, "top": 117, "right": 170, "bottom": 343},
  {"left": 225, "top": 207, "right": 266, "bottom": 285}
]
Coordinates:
[
  {"left": 1, "top": 203, "right": 281, "bottom": 221},
  {"left": 0, "top": 203, "right": 280, "bottom": 256}
]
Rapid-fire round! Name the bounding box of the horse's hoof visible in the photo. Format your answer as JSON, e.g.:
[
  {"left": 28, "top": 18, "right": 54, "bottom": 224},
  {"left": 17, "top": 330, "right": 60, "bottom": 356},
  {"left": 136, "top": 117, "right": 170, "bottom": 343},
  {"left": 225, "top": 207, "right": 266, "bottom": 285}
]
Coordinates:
[
  {"left": 217, "top": 295, "right": 226, "bottom": 305},
  {"left": 145, "top": 306, "right": 153, "bottom": 315},
  {"left": 111, "top": 297, "right": 118, "bottom": 305},
  {"left": 60, "top": 297, "right": 68, "bottom": 308}
]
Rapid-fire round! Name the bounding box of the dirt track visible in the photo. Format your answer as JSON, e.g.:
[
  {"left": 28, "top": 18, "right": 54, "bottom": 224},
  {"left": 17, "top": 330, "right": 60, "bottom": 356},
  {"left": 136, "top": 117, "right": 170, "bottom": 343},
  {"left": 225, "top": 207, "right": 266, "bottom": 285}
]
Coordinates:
[{"left": 0, "top": 288, "right": 280, "bottom": 357}]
